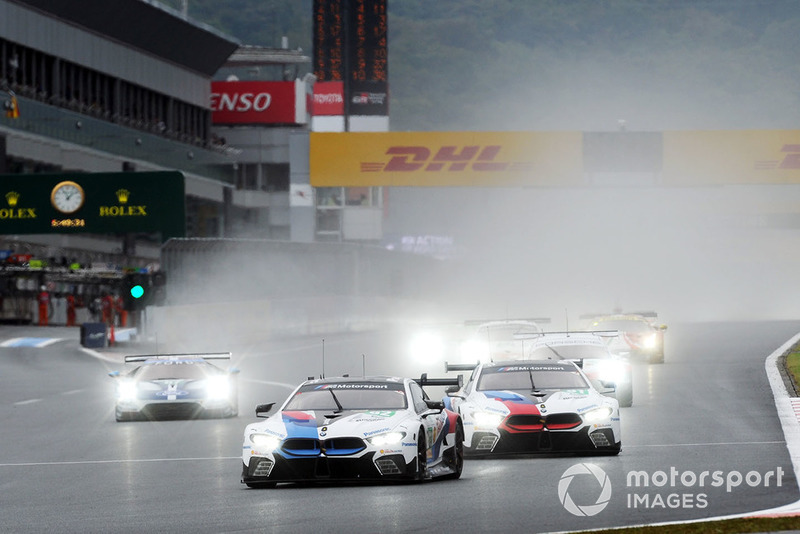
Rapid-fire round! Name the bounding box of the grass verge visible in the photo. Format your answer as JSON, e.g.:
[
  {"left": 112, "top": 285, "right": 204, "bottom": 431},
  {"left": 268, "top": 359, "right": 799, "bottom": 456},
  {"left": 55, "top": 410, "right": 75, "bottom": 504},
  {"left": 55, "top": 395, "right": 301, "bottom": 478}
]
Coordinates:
[
  {"left": 786, "top": 344, "right": 800, "bottom": 395},
  {"left": 574, "top": 515, "right": 800, "bottom": 533}
]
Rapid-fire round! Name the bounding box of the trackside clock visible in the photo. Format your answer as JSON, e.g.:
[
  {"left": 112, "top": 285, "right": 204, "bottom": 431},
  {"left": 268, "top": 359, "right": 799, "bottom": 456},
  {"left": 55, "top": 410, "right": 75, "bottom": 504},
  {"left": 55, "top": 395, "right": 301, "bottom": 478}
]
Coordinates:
[{"left": 50, "top": 180, "right": 85, "bottom": 214}]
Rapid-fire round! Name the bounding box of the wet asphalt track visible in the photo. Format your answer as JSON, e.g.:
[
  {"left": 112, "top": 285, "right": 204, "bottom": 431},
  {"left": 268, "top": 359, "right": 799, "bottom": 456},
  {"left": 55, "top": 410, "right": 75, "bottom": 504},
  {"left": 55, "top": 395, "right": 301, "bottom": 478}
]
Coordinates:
[{"left": 0, "top": 320, "right": 798, "bottom": 533}]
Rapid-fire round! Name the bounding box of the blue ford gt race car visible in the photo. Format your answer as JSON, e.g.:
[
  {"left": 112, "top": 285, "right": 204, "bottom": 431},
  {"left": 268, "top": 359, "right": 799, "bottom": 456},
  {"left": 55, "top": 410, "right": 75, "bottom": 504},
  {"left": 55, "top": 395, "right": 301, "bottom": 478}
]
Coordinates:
[{"left": 109, "top": 352, "right": 239, "bottom": 421}]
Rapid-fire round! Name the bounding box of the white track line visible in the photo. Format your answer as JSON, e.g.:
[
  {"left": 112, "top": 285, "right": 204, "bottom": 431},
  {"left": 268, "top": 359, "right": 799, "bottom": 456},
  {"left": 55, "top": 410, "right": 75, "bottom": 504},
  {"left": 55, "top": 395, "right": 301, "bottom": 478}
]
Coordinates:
[
  {"left": 13, "top": 398, "right": 41, "bottom": 406},
  {"left": 626, "top": 440, "right": 785, "bottom": 448},
  {"left": 0, "top": 456, "right": 240, "bottom": 467},
  {"left": 79, "top": 347, "right": 122, "bottom": 363}
]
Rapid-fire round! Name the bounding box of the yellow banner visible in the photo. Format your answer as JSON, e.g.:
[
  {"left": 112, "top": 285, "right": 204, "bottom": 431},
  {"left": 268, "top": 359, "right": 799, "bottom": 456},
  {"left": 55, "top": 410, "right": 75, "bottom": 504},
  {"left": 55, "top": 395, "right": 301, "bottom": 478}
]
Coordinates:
[
  {"left": 663, "top": 130, "right": 800, "bottom": 185},
  {"left": 310, "top": 131, "right": 584, "bottom": 187}
]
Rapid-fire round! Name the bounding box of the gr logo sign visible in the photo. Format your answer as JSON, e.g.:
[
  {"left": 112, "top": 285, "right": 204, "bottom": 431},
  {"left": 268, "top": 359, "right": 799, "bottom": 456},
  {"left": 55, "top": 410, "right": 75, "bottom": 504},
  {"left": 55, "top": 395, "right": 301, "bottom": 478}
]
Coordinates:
[{"left": 558, "top": 463, "right": 612, "bottom": 517}]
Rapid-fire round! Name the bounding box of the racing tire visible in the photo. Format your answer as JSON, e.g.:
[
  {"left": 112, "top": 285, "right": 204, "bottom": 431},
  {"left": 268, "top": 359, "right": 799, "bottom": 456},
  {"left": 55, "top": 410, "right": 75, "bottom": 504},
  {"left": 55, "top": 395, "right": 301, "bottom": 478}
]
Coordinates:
[
  {"left": 443, "top": 421, "right": 464, "bottom": 480},
  {"left": 649, "top": 349, "right": 665, "bottom": 364},
  {"left": 414, "top": 428, "right": 428, "bottom": 482},
  {"left": 115, "top": 409, "right": 138, "bottom": 422},
  {"left": 617, "top": 385, "right": 633, "bottom": 408}
]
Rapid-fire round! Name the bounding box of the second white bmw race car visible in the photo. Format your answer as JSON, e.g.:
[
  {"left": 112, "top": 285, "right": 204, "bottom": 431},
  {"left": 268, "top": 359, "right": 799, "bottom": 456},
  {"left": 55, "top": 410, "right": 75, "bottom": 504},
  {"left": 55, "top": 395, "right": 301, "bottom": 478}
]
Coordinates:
[
  {"left": 527, "top": 332, "right": 634, "bottom": 408},
  {"left": 241, "top": 375, "right": 464, "bottom": 487},
  {"left": 443, "top": 360, "right": 621, "bottom": 456}
]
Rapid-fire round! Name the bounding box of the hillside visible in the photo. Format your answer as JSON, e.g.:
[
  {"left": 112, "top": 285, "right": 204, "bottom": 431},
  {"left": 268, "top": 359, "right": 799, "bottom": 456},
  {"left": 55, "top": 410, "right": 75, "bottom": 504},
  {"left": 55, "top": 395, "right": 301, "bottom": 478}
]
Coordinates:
[{"left": 160, "top": 0, "right": 800, "bottom": 132}]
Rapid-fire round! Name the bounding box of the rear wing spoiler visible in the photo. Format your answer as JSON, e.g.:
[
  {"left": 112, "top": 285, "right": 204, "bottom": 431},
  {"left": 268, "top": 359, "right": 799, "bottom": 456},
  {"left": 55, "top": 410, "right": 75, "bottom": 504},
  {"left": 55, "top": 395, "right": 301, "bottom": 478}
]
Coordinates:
[
  {"left": 415, "top": 373, "right": 463, "bottom": 389},
  {"left": 524, "top": 330, "right": 619, "bottom": 339},
  {"left": 444, "top": 361, "right": 480, "bottom": 372},
  {"left": 464, "top": 317, "right": 551, "bottom": 326},
  {"left": 580, "top": 311, "right": 658, "bottom": 320},
  {"left": 124, "top": 352, "right": 232, "bottom": 363}
]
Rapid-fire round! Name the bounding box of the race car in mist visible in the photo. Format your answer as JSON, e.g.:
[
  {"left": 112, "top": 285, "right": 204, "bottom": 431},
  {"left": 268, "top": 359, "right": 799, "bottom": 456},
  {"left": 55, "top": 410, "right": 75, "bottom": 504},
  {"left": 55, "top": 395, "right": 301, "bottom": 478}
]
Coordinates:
[
  {"left": 527, "top": 331, "right": 633, "bottom": 407},
  {"left": 442, "top": 360, "right": 621, "bottom": 456},
  {"left": 458, "top": 318, "right": 548, "bottom": 363},
  {"left": 108, "top": 352, "right": 239, "bottom": 421},
  {"left": 582, "top": 312, "right": 667, "bottom": 363},
  {"left": 241, "top": 375, "right": 464, "bottom": 487}
]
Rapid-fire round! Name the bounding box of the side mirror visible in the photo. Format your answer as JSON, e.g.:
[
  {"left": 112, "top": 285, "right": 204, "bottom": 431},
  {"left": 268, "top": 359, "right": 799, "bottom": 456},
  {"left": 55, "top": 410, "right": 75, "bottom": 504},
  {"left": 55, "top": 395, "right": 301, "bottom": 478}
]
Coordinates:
[
  {"left": 445, "top": 385, "right": 460, "bottom": 394},
  {"left": 591, "top": 378, "right": 615, "bottom": 397},
  {"left": 255, "top": 403, "right": 275, "bottom": 418},
  {"left": 423, "top": 399, "right": 445, "bottom": 413},
  {"left": 599, "top": 387, "right": 616, "bottom": 397}
]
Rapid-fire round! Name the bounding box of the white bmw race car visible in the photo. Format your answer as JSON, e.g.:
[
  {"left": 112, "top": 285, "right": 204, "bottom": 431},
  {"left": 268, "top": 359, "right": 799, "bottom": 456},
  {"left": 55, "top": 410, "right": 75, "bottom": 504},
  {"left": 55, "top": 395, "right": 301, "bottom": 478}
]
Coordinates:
[
  {"left": 241, "top": 375, "right": 464, "bottom": 487},
  {"left": 459, "top": 318, "right": 548, "bottom": 363},
  {"left": 108, "top": 352, "right": 239, "bottom": 421},
  {"left": 443, "top": 360, "right": 621, "bottom": 455},
  {"left": 527, "top": 332, "right": 633, "bottom": 408}
]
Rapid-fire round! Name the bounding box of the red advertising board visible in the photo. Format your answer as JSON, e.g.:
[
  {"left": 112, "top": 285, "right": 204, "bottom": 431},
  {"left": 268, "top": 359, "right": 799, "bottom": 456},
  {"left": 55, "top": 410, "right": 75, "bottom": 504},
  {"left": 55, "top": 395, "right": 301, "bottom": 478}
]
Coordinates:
[
  {"left": 211, "top": 81, "right": 298, "bottom": 125},
  {"left": 312, "top": 81, "right": 345, "bottom": 116}
]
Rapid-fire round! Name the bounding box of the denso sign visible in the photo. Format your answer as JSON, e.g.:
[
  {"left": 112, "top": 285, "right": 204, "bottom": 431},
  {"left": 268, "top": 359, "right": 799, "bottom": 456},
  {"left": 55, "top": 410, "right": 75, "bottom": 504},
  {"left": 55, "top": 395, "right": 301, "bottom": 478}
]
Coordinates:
[{"left": 211, "top": 81, "right": 304, "bottom": 125}]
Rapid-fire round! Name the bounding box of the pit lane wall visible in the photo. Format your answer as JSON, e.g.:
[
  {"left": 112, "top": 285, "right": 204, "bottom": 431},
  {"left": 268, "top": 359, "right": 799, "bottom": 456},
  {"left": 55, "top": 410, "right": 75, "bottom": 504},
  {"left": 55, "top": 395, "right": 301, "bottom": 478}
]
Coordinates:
[
  {"left": 143, "top": 296, "right": 430, "bottom": 348},
  {"left": 149, "top": 238, "right": 443, "bottom": 348}
]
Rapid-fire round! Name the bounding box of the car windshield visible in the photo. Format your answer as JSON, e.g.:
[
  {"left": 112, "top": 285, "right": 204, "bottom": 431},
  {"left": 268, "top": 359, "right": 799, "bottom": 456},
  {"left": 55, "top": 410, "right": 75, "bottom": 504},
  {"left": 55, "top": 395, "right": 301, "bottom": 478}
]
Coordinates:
[
  {"left": 591, "top": 319, "right": 651, "bottom": 333},
  {"left": 477, "top": 366, "right": 588, "bottom": 391},
  {"left": 133, "top": 360, "right": 220, "bottom": 380},
  {"left": 284, "top": 383, "right": 408, "bottom": 411},
  {"left": 529, "top": 344, "right": 610, "bottom": 360}
]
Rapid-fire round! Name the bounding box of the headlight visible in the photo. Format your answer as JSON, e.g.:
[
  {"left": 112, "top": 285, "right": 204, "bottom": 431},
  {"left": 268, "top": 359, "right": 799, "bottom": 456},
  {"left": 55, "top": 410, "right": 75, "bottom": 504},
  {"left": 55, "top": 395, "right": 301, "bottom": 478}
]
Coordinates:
[
  {"left": 117, "top": 381, "right": 137, "bottom": 402},
  {"left": 206, "top": 376, "right": 230, "bottom": 399},
  {"left": 410, "top": 332, "right": 445, "bottom": 363},
  {"left": 473, "top": 411, "right": 504, "bottom": 428},
  {"left": 368, "top": 431, "right": 406, "bottom": 447},
  {"left": 583, "top": 406, "right": 613, "bottom": 423},
  {"left": 249, "top": 434, "right": 281, "bottom": 452},
  {"left": 642, "top": 333, "right": 658, "bottom": 349},
  {"left": 597, "top": 361, "right": 628, "bottom": 384}
]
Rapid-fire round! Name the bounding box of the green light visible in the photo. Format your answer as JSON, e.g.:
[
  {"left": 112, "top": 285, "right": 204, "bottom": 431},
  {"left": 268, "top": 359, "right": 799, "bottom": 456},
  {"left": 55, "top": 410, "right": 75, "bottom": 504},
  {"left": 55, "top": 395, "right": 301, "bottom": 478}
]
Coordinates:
[{"left": 130, "top": 285, "right": 145, "bottom": 299}]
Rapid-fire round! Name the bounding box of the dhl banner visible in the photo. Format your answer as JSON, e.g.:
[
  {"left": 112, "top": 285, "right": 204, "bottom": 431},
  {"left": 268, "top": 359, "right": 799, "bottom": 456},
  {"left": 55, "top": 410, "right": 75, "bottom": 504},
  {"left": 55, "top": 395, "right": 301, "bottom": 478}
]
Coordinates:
[
  {"left": 311, "top": 130, "right": 800, "bottom": 187},
  {"left": 310, "top": 131, "right": 584, "bottom": 187},
  {"left": 662, "top": 130, "right": 800, "bottom": 185}
]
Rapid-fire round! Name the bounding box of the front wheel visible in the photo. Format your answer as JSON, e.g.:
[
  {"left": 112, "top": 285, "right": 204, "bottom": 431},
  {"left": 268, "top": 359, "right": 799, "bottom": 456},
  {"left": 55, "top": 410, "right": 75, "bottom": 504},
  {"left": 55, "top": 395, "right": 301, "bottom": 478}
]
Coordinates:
[
  {"left": 414, "top": 428, "right": 428, "bottom": 482},
  {"left": 649, "top": 349, "right": 664, "bottom": 364},
  {"left": 444, "top": 421, "right": 464, "bottom": 480},
  {"left": 617, "top": 384, "right": 633, "bottom": 408}
]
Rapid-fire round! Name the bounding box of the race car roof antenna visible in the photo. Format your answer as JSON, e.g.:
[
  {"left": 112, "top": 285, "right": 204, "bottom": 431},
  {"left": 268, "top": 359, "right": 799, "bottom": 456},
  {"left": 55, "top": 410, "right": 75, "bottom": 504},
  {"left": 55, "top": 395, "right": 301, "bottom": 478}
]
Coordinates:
[{"left": 321, "top": 338, "right": 325, "bottom": 379}]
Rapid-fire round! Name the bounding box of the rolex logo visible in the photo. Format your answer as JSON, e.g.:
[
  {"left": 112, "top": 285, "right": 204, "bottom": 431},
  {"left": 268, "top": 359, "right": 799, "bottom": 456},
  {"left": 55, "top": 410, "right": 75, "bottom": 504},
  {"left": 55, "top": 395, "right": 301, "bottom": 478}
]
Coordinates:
[
  {"left": 116, "top": 189, "right": 130, "bottom": 204},
  {"left": 5, "top": 191, "right": 19, "bottom": 207}
]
